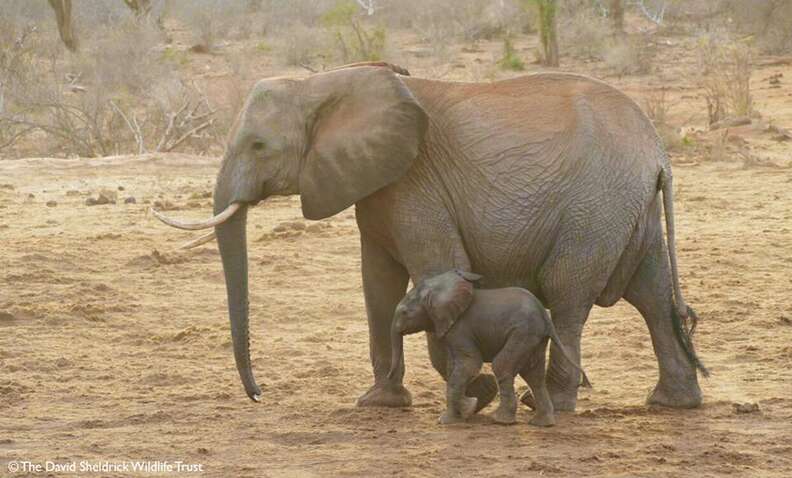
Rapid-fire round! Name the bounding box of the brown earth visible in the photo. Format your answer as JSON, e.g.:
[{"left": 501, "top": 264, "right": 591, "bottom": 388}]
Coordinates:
[{"left": 2, "top": 19, "right": 792, "bottom": 478}]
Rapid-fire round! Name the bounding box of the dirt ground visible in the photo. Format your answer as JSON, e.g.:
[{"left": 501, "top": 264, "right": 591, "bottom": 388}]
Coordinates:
[
  {"left": 1, "top": 152, "right": 791, "bottom": 477},
  {"left": 2, "top": 18, "right": 792, "bottom": 478}
]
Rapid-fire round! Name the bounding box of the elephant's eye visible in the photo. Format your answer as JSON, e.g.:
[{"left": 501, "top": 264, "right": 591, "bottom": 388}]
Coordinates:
[{"left": 251, "top": 141, "right": 266, "bottom": 152}]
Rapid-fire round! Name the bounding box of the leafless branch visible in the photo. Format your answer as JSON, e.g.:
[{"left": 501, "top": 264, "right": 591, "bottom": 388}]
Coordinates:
[{"left": 110, "top": 100, "right": 144, "bottom": 154}]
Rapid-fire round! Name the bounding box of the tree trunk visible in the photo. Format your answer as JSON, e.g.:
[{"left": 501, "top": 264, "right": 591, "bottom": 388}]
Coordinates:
[
  {"left": 610, "top": 0, "right": 624, "bottom": 33},
  {"left": 537, "top": 0, "right": 559, "bottom": 67}
]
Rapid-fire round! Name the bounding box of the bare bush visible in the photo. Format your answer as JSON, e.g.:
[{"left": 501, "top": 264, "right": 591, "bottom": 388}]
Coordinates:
[
  {"left": 643, "top": 87, "right": 682, "bottom": 150},
  {"left": 0, "top": 13, "right": 214, "bottom": 158},
  {"left": 0, "top": 24, "right": 41, "bottom": 151},
  {"left": 694, "top": 37, "right": 754, "bottom": 126},
  {"left": 644, "top": 87, "right": 671, "bottom": 125},
  {"left": 174, "top": 0, "right": 239, "bottom": 52},
  {"left": 395, "top": 0, "right": 529, "bottom": 63},
  {"left": 273, "top": 23, "right": 327, "bottom": 67}
]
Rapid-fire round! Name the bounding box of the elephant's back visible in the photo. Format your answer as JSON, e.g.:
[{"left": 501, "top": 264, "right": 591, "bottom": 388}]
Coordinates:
[
  {"left": 404, "top": 73, "right": 666, "bottom": 180},
  {"left": 399, "top": 74, "right": 667, "bottom": 293}
]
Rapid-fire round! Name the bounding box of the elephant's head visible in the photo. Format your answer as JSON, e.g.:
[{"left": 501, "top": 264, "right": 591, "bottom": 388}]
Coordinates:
[
  {"left": 388, "top": 270, "right": 482, "bottom": 380},
  {"left": 153, "top": 66, "right": 428, "bottom": 401}
]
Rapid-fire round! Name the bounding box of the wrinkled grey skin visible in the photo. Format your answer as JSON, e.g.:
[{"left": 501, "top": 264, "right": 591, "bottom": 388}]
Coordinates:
[
  {"left": 389, "top": 270, "right": 590, "bottom": 426},
  {"left": 210, "top": 64, "right": 706, "bottom": 411}
]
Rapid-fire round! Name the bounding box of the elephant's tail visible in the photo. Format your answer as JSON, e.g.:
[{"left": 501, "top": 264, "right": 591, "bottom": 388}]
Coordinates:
[{"left": 659, "top": 168, "right": 710, "bottom": 377}]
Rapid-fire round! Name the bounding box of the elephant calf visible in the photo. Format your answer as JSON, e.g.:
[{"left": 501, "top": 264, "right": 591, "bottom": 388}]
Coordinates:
[{"left": 389, "top": 270, "right": 590, "bottom": 426}]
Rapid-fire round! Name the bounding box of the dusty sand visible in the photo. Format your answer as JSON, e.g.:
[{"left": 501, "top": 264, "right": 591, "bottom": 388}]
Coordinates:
[{"left": 1, "top": 149, "right": 791, "bottom": 477}]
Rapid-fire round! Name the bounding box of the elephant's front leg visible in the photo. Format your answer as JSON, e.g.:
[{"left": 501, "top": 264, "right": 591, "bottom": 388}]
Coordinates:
[
  {"left": 439, "top": 352, "right": 481, "bottom": 424},
  {"left": 356, "top": 235, "right": 411, "bottom": 408},
  {"left": 427, "top": 334, "right": 498, "bottom": 413}
]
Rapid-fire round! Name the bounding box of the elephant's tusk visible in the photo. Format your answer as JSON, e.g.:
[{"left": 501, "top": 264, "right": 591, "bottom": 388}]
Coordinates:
[
  {"left": 151, "top": 203, "right": 240, "bottom": 231},
  {"left": 179, "top": 231, "right": 216, "bottom": 250}
]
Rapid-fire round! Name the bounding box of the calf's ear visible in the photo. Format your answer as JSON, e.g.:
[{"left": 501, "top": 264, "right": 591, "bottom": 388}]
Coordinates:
[{"left": 422, "top": 272, "right": 475, "bottom": 337}]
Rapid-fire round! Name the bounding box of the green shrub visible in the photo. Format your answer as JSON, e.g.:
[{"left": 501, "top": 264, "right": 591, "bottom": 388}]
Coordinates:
[
  {"left": 320, "top": 0, "right": 358, "bottom": 28},
  {"left": 497, "top": 37, "right": 525, "bottom": 71},
  {"left": 321, "top": 0, "right": 387, "bottom": 63}
]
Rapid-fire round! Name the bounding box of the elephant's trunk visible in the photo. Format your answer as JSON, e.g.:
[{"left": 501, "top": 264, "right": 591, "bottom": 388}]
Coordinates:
[
  {"left": 388, "top": 322, "right": 404, "bottom": 380},
  {"left": 214, "top": 199, "right": 261, "bottom": 401}
]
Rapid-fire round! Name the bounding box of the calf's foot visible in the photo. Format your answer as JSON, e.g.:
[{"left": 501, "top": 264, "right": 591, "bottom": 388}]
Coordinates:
[
  {"left": 439, "top": 397, "right": 477, "bottom": 425},
  {"left": 519, "top": 389, "right": 536, "bottom": 410}
]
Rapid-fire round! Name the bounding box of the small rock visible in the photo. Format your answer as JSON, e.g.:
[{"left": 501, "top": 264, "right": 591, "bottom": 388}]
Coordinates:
[
  {"left": 733, "top": 402, "right": 760, "bottom": 414},
  {"left": 27, "top": 193, "right": 35, "bottom": 199},
  {"left": 780, "top": 316, "right": 791, "bottom": 325},
  {"left": 66, "top": 190, "right": 80, "bottom": 196},
  {"left": 197, "top": 447, "right": 210, "bottom": 455},
  {"left": 55, "top": 357, "right": 71, "bottom": 368},
  {"left": 86, "top": 191, "right": 116, "bottom": 206},
  {"left": 0, "top": 184, "right": 14, "bottom": 190},
  {"left": 46, "top": 200, "right": 58, "bottom": 207},
  {"left": 124, "top": 197, "right": 137, "bottom": 204},
  {"left": 118, "top": 185, "right": 125, "bottom": 191}
]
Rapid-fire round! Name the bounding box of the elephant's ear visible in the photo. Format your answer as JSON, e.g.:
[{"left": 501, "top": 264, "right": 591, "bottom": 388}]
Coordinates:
[
  {"left": 299, "top": 66, "right": 428, "bottom": 220},
  {"left": 422, "top": 271, "right": 476, "bottom": 338}
]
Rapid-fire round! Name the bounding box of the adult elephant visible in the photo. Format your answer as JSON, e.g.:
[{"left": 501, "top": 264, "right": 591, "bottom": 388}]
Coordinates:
[{"left": 154, "top": 63, "right": 707, "bottom": 411}]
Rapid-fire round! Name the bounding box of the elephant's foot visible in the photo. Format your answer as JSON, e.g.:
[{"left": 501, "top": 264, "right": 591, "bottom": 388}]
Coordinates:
[
  {"left": 468, "top": 374, "right": 498, "bottom": 413},
  {"left": 519, "top": 389, "right": 536, "bottom": 410},
  {"left": 548, "top": 388, "right": 577, "bottom": 412},
  {"left": 490, "top": 407, "right": 517, "bottom": 425},
  {"left": 647, "top": 378, "right": 702, "bottom": 409},
  {"left": 529, "top": 413, "right": 555, "bottom": 427},
  {"left": 356, "top": 383, "right": 412, "bottom": 408}
]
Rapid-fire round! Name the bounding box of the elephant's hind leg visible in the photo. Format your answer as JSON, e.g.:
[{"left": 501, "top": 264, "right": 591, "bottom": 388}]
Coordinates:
[
  {"left": 491, "top": 335, "right": 538, "bottom": 425},
  {"left": 623, "top": 237, "right": 702, "bottom": 408},
  {"left": 544, "top": 304, "right": 592, "bottom": 411},
  {"left": 356, "top": 235, "right": 412, "bottom": 408}
]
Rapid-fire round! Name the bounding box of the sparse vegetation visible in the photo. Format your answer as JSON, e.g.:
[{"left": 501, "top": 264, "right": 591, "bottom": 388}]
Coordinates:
[
  {"left": 0, "top": 0, "right": 781, "bottom": 161},
  {"left": 695, "top": 37, "right": 755, "bottom": 126}
]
